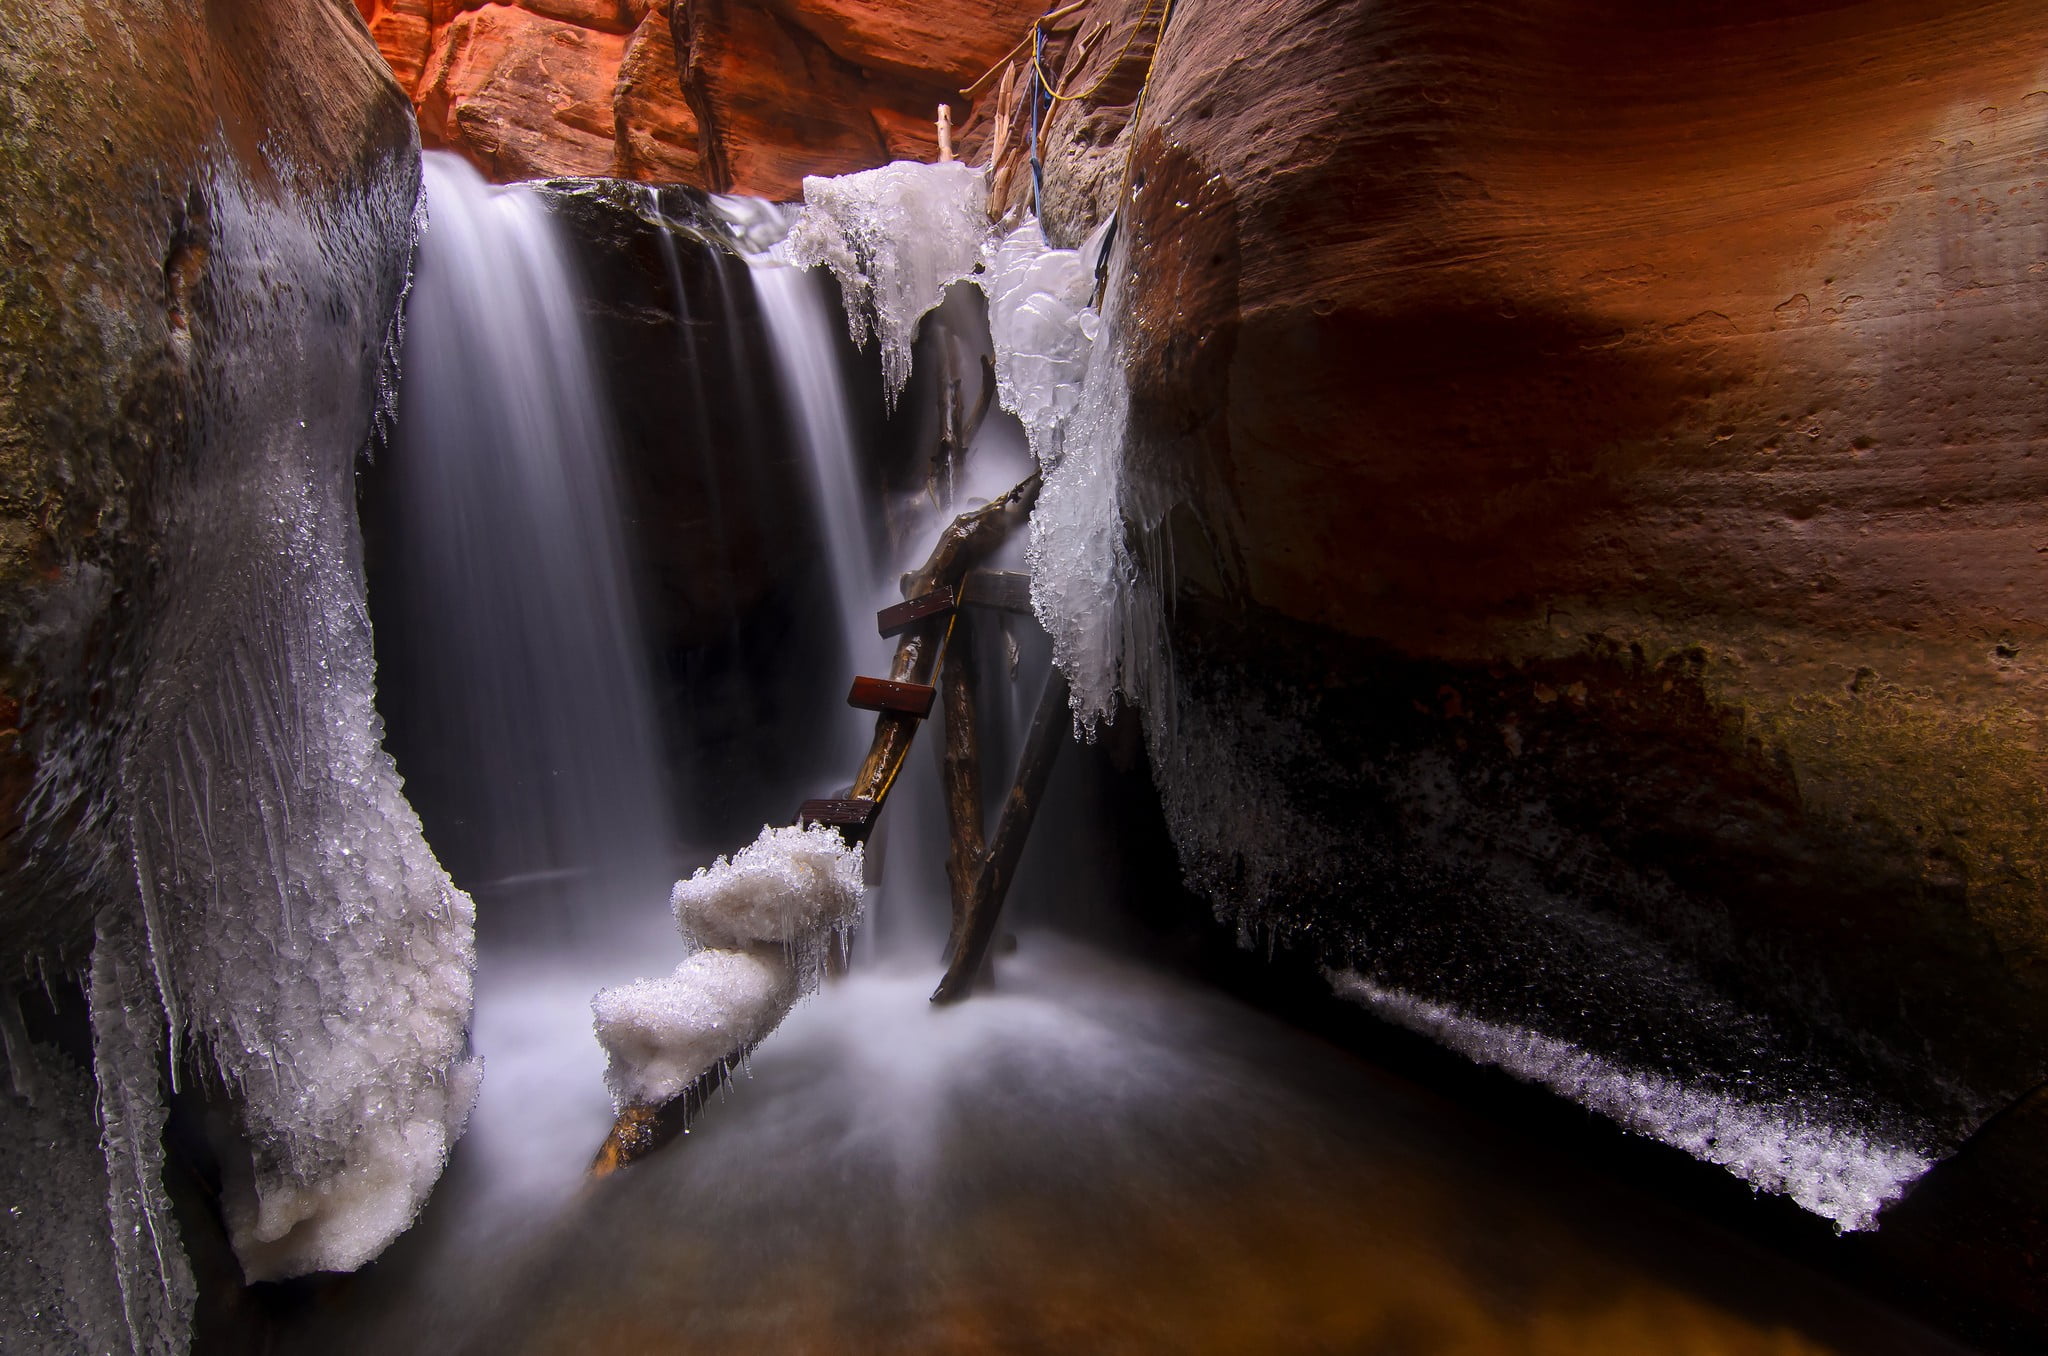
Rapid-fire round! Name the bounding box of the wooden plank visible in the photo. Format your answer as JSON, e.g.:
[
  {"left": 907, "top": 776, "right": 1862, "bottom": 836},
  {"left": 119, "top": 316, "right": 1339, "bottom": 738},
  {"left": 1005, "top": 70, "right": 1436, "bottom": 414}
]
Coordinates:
[
  {"left": 848, "top": 676, "right": 937, "bottom": 718},
  {"left": 960, "top": 569, "right": 1032, "bottom": 615},
  {"left": 878, "top": 585, "right": 956, "bottom": 638},
  {"left": 797, "top": 798, "right": 880, "bottom": 831}
]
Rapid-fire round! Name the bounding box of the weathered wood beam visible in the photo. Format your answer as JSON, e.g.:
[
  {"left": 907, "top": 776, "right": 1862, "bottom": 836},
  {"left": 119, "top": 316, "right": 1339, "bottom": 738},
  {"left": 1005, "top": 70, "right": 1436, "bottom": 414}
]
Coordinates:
[
  {"left": 597, "top": 475, "right": 1044, "bottom": 1175},
  {"left": 589, "top": 1057, "right": 732, "bottom": 1177},
  {"left": 940, "top": 612, "right": 985, "bottom": 962},
  {"left": 847, "top": 473, "right": 1041, "bottom": 812},
  {"left": 798, "top": 798, "right": 880, "bottom": 832},
  {"left": 878, "top": 586, "right": 957, "bottom": 638},
  {"left": 961, "top": 569, "right": 1032, "bottom": 615},
  {"left": 930, "top": 663, "right": 1071, "bottom": 1004},
  {"left": 848, "top": 676, "right": 938, "bottom": 718}
]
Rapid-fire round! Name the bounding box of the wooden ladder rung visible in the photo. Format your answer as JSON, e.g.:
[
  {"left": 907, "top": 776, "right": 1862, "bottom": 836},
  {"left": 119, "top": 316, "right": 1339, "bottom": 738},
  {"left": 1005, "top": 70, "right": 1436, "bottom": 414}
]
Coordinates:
[
  {"left": 877, "top": 585, "right": 957, "bottom": 637},
  {"left": 798, "top": 797, "right": 881, "bottom": 831},
  {"left": 960, "top": 569, "right": 1032, "bottom": 615},
  {"left": 848, "top": 676, "right": 937, "bottom": 718}
]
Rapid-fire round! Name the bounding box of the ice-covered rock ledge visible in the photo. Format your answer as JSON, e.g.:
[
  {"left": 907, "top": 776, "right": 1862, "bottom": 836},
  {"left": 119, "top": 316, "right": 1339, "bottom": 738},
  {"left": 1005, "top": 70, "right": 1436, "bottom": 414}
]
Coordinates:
[{"left": 1329, "top": 972, "right": 1934, "bottom": 1233}]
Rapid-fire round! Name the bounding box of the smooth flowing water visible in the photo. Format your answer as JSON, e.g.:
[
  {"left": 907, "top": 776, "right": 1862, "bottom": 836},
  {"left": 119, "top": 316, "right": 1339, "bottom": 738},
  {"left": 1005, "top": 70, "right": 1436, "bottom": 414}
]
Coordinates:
[
  {"left": 374, "top": 151, "right": 684, "bottom": 1274},
  {"left": 308, "top": 168, "right": 1971, "bottom": 1356}
]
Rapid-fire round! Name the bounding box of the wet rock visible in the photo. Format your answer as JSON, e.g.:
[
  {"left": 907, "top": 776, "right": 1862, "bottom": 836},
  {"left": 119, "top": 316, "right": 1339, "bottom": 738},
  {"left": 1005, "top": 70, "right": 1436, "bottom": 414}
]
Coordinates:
[
  {"left": 0, "top": 0, "right": 419, "bottom": 967},
  {"left": 1024, "top": 0, "right": 2048, "bottom": 1335}
]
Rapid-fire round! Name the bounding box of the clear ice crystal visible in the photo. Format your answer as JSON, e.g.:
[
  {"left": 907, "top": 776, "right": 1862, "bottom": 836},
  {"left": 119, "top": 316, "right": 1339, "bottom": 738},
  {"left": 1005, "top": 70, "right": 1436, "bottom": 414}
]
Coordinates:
[
  {"left": 0, "top": 1041, "right": 128, "bottom": 1355},
  {"left": 90, "top": 912, "right": 195, "bottom": 1356},
  {"left": 975, "top": 220, "right": 1100, "bottom": 468},
  {"left": 1023, "top": 256, "right": 1145, "bottom": 734},
  {"left": 786, "top": 160, "right": 989, "bottom": 406}
]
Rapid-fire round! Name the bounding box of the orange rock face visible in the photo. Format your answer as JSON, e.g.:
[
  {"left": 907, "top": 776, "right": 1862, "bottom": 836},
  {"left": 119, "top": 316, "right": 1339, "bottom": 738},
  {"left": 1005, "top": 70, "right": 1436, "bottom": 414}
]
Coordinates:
[
  {"left": 1024, "top": 0, "right": 2048, "bottom": 1331},
  {"left": 354, "top": 0, "right": 1042, "bottom": 193}
]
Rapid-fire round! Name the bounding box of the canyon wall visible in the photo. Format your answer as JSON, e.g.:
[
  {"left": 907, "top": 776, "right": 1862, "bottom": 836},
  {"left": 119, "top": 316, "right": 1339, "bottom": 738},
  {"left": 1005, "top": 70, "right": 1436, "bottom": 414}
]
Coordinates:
[
  {"left": 1017, "top": 0, "right": 2048, "bottom": 1339},
  {"left": 354, "top": 0, "right": 1041, "bottom": 195}
]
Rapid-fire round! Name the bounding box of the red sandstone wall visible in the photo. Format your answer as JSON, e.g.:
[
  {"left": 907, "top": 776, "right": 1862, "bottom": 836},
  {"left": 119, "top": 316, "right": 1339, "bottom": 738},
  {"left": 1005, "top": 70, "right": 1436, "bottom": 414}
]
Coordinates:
[{"left": 352, "top": 0, "right": 1042, "bottom": 195}]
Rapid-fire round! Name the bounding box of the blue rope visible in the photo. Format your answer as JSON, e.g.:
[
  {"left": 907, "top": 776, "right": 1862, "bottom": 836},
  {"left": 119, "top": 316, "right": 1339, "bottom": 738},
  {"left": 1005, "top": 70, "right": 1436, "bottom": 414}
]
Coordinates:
[{"left": 1029, "top": 22, "right": 1046, "bottom": 218}]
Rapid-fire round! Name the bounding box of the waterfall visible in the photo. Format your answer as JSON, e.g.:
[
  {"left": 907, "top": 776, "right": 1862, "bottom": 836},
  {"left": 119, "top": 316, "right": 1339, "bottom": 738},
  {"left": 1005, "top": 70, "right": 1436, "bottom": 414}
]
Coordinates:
[
  {"left": 733, "top": 231, "right": 885, "bottom": 772},
  {"left": 371, "top": 151, "right": 683, "bottom": 1269},
  {"left": 388, "top": 153, "right": 675, "bottom": 906}
]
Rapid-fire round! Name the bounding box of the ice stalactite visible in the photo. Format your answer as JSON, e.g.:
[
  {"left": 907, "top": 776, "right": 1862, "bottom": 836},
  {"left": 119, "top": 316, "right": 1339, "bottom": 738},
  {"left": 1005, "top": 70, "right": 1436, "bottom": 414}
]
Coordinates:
[
  {"left": 967, "top": 215, "right": 1151, "bottom": 736},
  {"left": 593, "top": 824, "right": 865, "bottom": 1110},
  {"left": 976, "top": 220, "right": 1100, "bottom": 467},
  {"left": 786, "top": 160, "right": 988, "bottom": 405},
  {"left": 116, "top": 155, "right": 479, "bottom": 1284},
  {"left": 89, "top": 912, "right": 194, "bottom": 1354},
  {"left": 0, "top": 1040, "right": 129, "bottom": 1355},
  {"left": 785, "top": 159, "right": 1147, "bottom": 736}
]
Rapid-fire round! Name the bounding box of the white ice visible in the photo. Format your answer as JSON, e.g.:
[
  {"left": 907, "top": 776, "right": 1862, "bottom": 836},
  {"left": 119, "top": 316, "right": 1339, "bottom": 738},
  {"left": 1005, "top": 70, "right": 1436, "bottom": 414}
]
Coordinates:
[
  {"left": 595, "top": 824, "right": 867, "bottom": 1110},
  {"left": 975, "top": 220, "right": 1101, "bottom": 468},
  {"left": 786, "top": 160, "right": 989, "bottom": 405},
  {"left": 1327, "top": 970, "right": 1935, "bottom": 1232},
  {"left": 117, "top": 157, "right": 480, "bottom": 1284},
  {"left": 593, "top": 948, "right": 800, "bottom": 1109},
  {"left": 673, "top": 822, "right": 865, "bottom": 952}
]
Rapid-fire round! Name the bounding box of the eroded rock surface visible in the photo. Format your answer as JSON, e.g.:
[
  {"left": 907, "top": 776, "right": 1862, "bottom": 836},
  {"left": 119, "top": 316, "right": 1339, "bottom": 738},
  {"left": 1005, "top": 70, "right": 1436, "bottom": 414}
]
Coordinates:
[
  {"left": 356, "top": 0, "right": 1042, "bottom": 193},
  {"left": 1018, "top": 0, "right": 2048, "bottom": 1333}
]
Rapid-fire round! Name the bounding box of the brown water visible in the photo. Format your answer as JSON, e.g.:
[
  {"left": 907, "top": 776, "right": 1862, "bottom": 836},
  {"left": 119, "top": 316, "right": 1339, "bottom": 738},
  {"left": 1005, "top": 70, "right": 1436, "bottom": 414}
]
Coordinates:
[{"left": 291, "top": 936, "right": 1965, "bottom": 1356}]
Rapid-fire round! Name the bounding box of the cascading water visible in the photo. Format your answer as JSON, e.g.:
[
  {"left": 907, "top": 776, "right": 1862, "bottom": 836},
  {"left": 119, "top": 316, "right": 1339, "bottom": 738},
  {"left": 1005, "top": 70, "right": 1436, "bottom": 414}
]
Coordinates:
[
  {"left": 741, "top": 250, "right": 883, "bottom": 772},
  {"left": 286, "top": 161, "right": 1969, "bottom": 1356},
  {"left": 388, "top": 153, "right": 675, "bottom": 903},
  {"left": 367, "top": 151, "right": 685, "bottom": 1282}
]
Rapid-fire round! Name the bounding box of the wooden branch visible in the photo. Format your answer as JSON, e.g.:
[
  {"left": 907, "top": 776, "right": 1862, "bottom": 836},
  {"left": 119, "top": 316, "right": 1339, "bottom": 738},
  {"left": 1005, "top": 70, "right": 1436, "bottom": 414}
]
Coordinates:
[
  {"left": 961, "top": 1, "right": 1091, "bottom": 102},
  {"left": 931, "top": 663, "right": 1071, "bottom": 1004},
  {"left": 940, "top": 611, "right": 985, "bottom": 962},
  {"left": 590, "top": 1056, "right": 732, "bottom": 1177}
]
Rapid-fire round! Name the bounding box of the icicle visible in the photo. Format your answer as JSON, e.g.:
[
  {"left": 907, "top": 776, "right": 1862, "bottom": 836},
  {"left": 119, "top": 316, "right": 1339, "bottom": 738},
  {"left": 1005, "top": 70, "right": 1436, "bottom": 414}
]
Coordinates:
[
  {"left": 0, "top": 982, "right": 34, "bottom": 1105},
  {"left": 785, "top": 160, "right": 989, "bottom": 406},
  {"left": 89, "top": 910, "right": 195, "bottom": 1356}
]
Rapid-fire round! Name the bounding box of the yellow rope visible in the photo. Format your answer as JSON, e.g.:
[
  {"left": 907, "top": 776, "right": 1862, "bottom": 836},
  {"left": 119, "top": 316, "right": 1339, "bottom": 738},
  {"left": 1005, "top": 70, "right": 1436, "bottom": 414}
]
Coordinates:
[
  {"left": 1031, "top": 0, "right": 1168, "bottom": 105},
  {"left": 866, "top": 607, "right": 962, "bottom": 808}
]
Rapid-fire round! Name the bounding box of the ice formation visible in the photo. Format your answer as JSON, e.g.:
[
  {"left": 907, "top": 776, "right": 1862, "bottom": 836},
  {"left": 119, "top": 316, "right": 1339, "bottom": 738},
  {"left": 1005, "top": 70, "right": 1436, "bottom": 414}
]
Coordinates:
[
  {"left": 593, "top": 949, "right": 800, "bottom": 1107},
  {"left": 89, "top": 913, "right": 194, "bottom": 1353},
  {"left": 0, "top": 1041, "right": 130, "bottom": 1355},
  {"left": 1328, "top": 971, "right": 1935, "bottom": 1232},
  {"left": 594, "top": 823, "right": 865, "bottom": 1110},
  {"left": 114, "top": 157, "right": 480, "bottom": 1283},
  {"left": 786, "top": 160, "right": 988, "bottom": 404},
  {"left": 975, "top": 221, "right": 1101, "bottom": 466},
  {"left": 987, "top": 221, "right": 1147, "bottom": 733},
  {"left": 672, "top": 821, "right": 866, "bottom": 952}
]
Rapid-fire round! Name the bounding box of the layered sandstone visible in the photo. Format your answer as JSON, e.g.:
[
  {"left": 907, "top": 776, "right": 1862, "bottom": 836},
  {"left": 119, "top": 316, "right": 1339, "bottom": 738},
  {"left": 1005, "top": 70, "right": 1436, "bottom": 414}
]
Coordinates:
[
  {"left": 1016, "top": 0, "right": 2048, "bottom": 1336},
  {"left": 354, "top": 0, "right": 1042, "bottom": 194}
]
